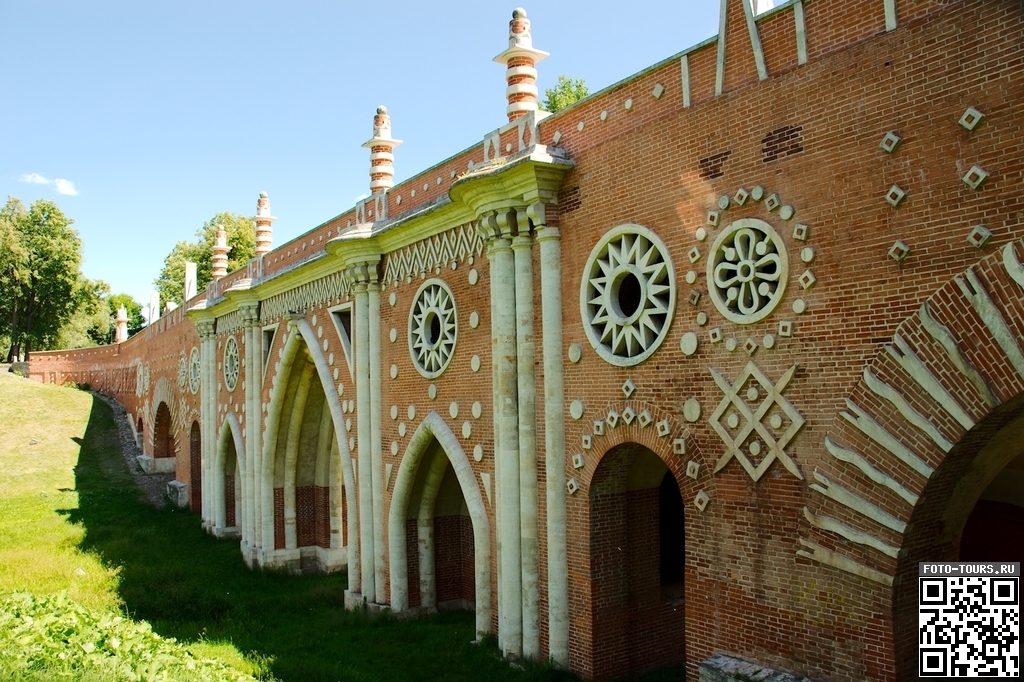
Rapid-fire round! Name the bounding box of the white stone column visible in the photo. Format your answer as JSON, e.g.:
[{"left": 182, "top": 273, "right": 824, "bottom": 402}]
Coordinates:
[
  {"left": 353, "top": 271, "right": 376, "bottom": 603},
  {"left": 511, "top": 218, "right": 540, "bottom": 660},
  {"left": 197, "top": 320, "right": 217, "bottom": 531},
  {"left": 368, "top": 278, "right": 386, "bottom": 599},
  {"left": 483, "top": 211, "right": 523, "bottom": 657},
  {"left": 240, "top": 305, "right": 260, "bottom": 558},
  {"left": 534, "top": 208, "right": 569, "bottom": 667},
  {"left": 248, "top": 309, "right": 264, "bottom": 559}
]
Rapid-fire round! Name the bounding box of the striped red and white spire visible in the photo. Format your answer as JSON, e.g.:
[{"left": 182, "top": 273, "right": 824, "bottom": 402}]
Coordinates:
[
  {"left": 362, "top": 106, "right": 402, "bottom": 194},
  {"left": 212, "top": 225, "right": 229, "bottom": 280},
  {"left": 493, "top": 8, "right": 549, "bottom": 122},
  {"left": 254, "top": 191, "right": 276, "bottom": 258}
]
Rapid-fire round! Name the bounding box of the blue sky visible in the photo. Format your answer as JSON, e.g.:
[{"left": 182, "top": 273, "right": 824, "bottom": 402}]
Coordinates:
[{"left": 1, "top": 1, "right": 723, "bottom": 310}]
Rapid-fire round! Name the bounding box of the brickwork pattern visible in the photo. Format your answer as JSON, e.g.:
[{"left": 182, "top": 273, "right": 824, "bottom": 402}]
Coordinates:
[{"left": 26, "top": 1, "right": 1024, "bottom": 680}]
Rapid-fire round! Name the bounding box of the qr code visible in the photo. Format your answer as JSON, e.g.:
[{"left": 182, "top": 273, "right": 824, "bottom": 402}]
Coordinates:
[{"left": 920, "top": 576, "right": 1020, "bottom": 677}]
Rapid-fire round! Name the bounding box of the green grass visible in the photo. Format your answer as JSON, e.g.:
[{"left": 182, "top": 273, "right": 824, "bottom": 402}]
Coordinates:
[
  {"left": 0, "top": 374, "right": 682, "bottom": 681},
  {"left": 0, "top": 375, "right": 579, "bottom": 681}
]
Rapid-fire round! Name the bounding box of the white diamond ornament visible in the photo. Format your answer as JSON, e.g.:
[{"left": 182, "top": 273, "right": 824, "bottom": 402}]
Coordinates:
[{"left": 708, "top": 362, "right": 805, "bottom": 481}]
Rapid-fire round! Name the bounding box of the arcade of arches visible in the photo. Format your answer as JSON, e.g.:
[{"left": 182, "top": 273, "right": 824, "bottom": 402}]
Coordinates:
[{"left": 27, "top": 1, "right": 1024, "bottom": 679}]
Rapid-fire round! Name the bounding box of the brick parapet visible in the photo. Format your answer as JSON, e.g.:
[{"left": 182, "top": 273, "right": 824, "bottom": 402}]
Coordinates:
[{"left": 27, "top": 1, "right": 1024, "bottom": 679}]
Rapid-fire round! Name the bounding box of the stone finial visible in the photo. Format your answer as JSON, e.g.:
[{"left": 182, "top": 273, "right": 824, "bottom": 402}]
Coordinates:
[
  {"left": 362, "top": 105, "right": 403, "bottom": 195},
  {"left": 493, "top": 7, "right": 549, "bottom": 122},
  {"left": 254, "top": 191, "right": 276, "bottom": 258},
  {"left": 508, "top": 7, "right": 533, "bottom": 48},
  {"left": 212, "top": 225, "right": 229, "bottom": 280},
  {"left": 115, "top": 305, "right": 128, "bottom": 343}
]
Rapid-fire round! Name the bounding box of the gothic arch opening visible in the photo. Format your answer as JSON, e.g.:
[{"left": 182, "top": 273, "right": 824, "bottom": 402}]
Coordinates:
[
  {"left": 153, "top": 402, "right": 173, "bottom": 459},
  {"left": 403, "top": 439, "right": 475, "bottom": 613},
  {"left": 388, "top": 413, "right": 491, "bottom": 637},
  {"left": 220, "top": 423, "right": 241, "bottom": 531},
  {"left": 266, "top": 340, "right": 345, "bottom": 571},
  {"left": 589, "top": 442, "right": 686, "bottom": 679},
  {"left": 893, "top": 394, "right": 1024, "bottom": 678},
  {"left": 189, "top": 421, "right": 202, "bottom": 511}
]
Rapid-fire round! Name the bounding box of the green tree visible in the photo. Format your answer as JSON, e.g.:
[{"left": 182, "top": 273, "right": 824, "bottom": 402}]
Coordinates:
[
  {"left": 54, "top": 278, "right": 112, "bottom": 349},
  {"left": 155, "top": 212, "right": 256, "bottom": 306},
  {"left": 541, "top": 75, "right": 589, "bottom": 113},
  {"left": 0, "top": 201, "right": 29, "bottom": 357},
  {"left": 108, "top": 293, "right": 145, "bottom": 338},
  {"left": 0, "top": 198, "right": 83, "bottom": 361}
]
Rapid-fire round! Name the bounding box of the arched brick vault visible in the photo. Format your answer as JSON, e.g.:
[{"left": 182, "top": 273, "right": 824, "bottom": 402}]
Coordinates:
[
  {"left": 799, "top": 241, "right": 1024, "bottom": 677},
  {"left": 566, "top": 410, "right": 714, "bottom": 680},
  {"left": 215, "top": 412, "right": 245, "bottom": 532},
  {"left": 261, "top": 318, "right": 355, "bottom": 573},
  {"left": 388, "top": 411, "right": 492, "bottom": 638},
  {"left": 149, "top": 376, "right": 186, "bottom": 457}
]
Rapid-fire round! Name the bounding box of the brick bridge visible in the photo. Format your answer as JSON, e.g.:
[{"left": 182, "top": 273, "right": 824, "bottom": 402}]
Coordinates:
[{"left": 31, "top": 1, "right": 1024, "bottom": 679}]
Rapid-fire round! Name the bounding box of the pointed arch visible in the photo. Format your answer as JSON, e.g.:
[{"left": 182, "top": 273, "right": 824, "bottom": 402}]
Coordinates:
[
  {"left": 214, "top": 412, "right": 245, "bottom": 535},
  {"left": 261, "top": 318, "right": 355, "bottom": 575},
  {"left": 388, "top": 411, "right": 491, "bottom": 637}
]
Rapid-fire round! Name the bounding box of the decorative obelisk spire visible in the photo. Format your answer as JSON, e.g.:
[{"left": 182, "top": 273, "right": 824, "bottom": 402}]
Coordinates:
[
  {"left": 362, "top": 106, "right": 402, "bottom": 194},
  {"left": 114, "top": 305, "right": 128, "bottom": 343},
  {"left": 493, "top": 8, "right": 549, "bottom": 122},
  {"left": 254, "top": 191, "right": 276, "bottom": 257},
  {"left": 212, "top": 225, "right": 229, "bottom": 280}
]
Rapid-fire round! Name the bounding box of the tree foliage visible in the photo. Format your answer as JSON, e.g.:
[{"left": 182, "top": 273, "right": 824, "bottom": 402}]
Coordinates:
[
  {"left": 541, "top": 75, "right": 590, "bottom": 113},
  {"left": 154, "top": 212, "right": 256, "bottom": 306},
  {"left": 0, "top": 198, "right": 84, "bottom": 361},
  {"left": 54, "top": 278, "right": 112, "bottom": 349},
  {"left": 108, "top": 293, "right": 145, "bottom": 338}
]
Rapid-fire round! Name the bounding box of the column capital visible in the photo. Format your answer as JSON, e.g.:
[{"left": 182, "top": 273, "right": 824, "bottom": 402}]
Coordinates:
[
  {"left": 344, "top": 261, "right": 380, "bottom": 289},
  {"left": 196, "top": 320, "right": 217, "bottom": 339},
  {"left": 535, "top": 224, "right": 561, "bottom": 242},
  {"left": 511, "top": 233, "right": 533, "bottom": 250},
  {"left": 239, "top": 303, "right": 260, "bottom": 328}
]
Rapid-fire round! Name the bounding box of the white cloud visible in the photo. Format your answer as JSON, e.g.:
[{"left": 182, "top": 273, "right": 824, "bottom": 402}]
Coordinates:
[
  {"left": 16, "top": 173, "right": 79, "bottom": 196},
  {"left": 54, "top": 179, "right": 78, "bottom": 196}
]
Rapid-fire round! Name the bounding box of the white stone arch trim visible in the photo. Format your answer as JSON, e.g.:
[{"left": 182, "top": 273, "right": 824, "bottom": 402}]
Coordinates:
[
  {"left": 261, "top": 319, "right": 357, "bottom": 579},
  {"left": 572, "top": 402, "right": 711, "bottom": 502},
  {"left": 388, "top": 411, "right": 492, "bottom": 637},
  {"left": 802, "top": 240, "right": 1024, "bottom": 587},
  {"left": 214, "top": 412, "right": 246, "bottom": 532},
  {"left": 148, "top": 376, "right": 184, "bottom": 455}
]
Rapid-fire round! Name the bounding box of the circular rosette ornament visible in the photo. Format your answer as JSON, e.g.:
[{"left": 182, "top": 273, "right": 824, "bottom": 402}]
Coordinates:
[
  {"left": 707, "top": 218, "right": 789, "bottom": 324},
  {"left": 580, "top": 224, "right": 676, "bottom": 366},
  {"left": 409, "top": 279, "right": 458, "bottom": 379},
  {"left": 189, "top": 347, "right": 201, "bottom": 394},
  {"left": 223, "top": 336, "right": 240, "bottom": 392}
]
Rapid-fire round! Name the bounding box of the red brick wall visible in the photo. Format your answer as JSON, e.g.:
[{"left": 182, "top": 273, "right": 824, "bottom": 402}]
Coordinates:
[
  {"left": 296, "top": 485, "right": 316, "bottom": 548},
  {"left": 434, "top": 514, "right": 475, "bottom": 605},
  {"left": 27, "top": 1, "right": 1024, "bottom": 679},
  {"left": 274, "top": 488, "right": 285, "bottom": 550},
  {"left": 225, "top": 474, "right": 236, "bottom": 528}
]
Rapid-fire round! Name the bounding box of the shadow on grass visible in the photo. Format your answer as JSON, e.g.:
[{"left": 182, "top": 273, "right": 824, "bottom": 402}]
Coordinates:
[
  {"left": 56, "top": 396, "right": 577, "bottom": 682},
  {"left": 60, "top": 394, "right": 682, "bottom": 682}
]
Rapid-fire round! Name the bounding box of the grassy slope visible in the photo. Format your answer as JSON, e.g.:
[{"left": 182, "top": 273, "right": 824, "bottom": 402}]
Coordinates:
[{"left": 0, "top": 374, "right": 684, "bottom": 681}]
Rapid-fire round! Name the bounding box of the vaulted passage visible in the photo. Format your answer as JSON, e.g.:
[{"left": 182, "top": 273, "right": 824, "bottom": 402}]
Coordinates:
[
  {"left": 153, "top": 402, "right": 173, "bottom": 458},
  {"left": 589, "top": 442, "right": 685, "bottom": 680},
  {"left": 222, "top": 427, "right": 240, "bottom": 529},
  {"left": 894, "top": 395, "right": 1024, "bottom": 678},
  {"left": 960, "top": 450, "right": 1024, "bottom": 563},
  {"left": 189, "top": 421, "right": 202, "bottom": 511},
  {"left": 403, "top": 438, "right": 476, "bottom": 612},
  {"left": 269, "top": 342, "right": 343, "bottom": 568}
]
